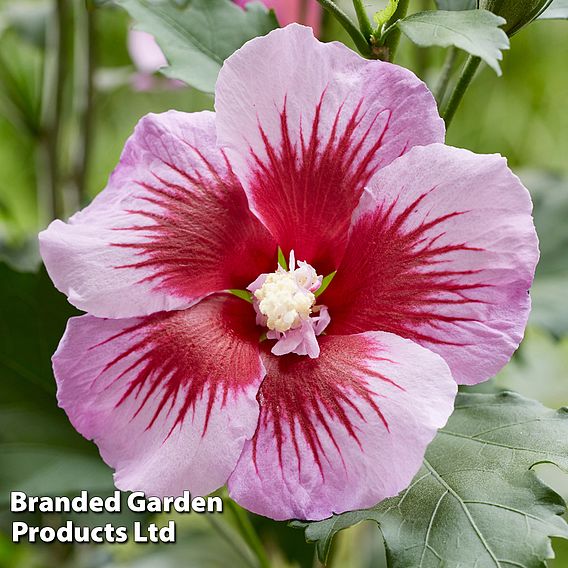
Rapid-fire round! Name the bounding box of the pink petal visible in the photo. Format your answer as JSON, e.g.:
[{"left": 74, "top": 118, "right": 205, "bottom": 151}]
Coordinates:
[
  {"left": 228, "top": 332, "right": 456, "bottom": 520},
  {"left": 215, "top": 24, "right": 444, "bottom": 273},
  {"left": 39, "top": 111, "right": 276, "bottom": 318},
  {"left": 53, "top": 295, "right": 265, "bottom": 497},
  {"left": 325, "top": 144, "right": 539, "bottom": 385}
]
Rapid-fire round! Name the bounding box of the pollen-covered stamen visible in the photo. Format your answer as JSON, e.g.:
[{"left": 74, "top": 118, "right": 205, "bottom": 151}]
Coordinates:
[
  {"left": 248, "top": 252, "right": 330, "bottom": 358},
  {"left": 254, "top": 272, "right": 315, "bottom": 332}
]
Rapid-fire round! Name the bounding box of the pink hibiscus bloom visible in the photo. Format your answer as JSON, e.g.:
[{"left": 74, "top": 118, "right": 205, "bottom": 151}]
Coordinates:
[
  {"left": 234, "top": 0, "right": 322, "bottom": 32},
  {"left": 39, "top": 25, "right": 538, "bottom": 521}
]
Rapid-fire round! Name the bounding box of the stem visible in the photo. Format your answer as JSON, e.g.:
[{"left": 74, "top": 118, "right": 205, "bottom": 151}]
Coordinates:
[
  {"left": 323, "top": 529, "right": 341, "bottom": 568},
  {"left": 51, "top": 0, "right": 70, "bottom": 218},
  {"left": 434, "top": 46, "right": 458, "bottom": 105},
  {"left": 226, "top": 499, "right": 271, "bottom": 568},
  {"left": 440, "top": 55, "right": 481, "bottom": 128},
  {"left": 71, "top": 1, "right": 96, "bottom": 208},
  {"left": 315, "top": 0, "right": 371, "bottom": 56},
  {"left": 206, "top": 516, "right": 257, "bottom": 568},
  {"left": 378, "top": 0, "right": 409, "bottom": 62},
  {"left": 40, "top": 0, "right": 70, "bottom": 221},
  {"left": 352, "top": 0, "right": 373, "bottom": 40}
]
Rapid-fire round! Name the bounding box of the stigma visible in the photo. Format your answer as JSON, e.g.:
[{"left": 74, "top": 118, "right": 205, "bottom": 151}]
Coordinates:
[{"left": 248, "top": 252, "right": 330, "bottom": 359}]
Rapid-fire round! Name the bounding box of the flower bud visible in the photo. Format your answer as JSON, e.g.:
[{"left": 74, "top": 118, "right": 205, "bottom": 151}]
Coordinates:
[{"left": 477, "top": 0, "right": 553, "bottom": 35}]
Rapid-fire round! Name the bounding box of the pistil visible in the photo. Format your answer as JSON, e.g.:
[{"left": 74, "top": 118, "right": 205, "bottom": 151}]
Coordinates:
[{"left": 248, "top": 252, "right": 330, "bottom": 358}]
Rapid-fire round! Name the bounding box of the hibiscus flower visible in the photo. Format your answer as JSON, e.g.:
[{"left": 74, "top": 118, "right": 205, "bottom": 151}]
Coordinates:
[{"left": 39, "top": 25, "right": 538, "bottom": 521}]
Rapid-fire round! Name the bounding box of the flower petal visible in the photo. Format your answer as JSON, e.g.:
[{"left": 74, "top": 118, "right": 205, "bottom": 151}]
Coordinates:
[
  {"left": 228, "top": 332, "right": 456, "bottom": 521},
  {"left": 215, "top": 24, "right": 444, "bottom": 272},
  {"left": 53, "top": 295, "right": 264, "bottom": 497},
  {"left": 325, "top": 144, "right": 539, "bottom": 385},
  {"left": 40, "top": 111, "right": 276, "bottom": 318}
]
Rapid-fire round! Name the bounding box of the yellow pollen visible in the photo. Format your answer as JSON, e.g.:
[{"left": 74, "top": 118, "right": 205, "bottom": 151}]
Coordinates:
[{"left": 254, "top": 272, "right": 316, "bottom": 333}]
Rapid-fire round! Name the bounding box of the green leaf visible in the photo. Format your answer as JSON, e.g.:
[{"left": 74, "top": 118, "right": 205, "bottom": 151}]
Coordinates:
[
  {"left": 116, "top": 0, "right": 278, "bottom": 93},
  {"left": 373, "top": 0, "right": 398, "bottom": 28},
  {"left": 435, "top": 0, "right": 476, "bottom": 10},
  {"left": 315, "top": 271, "right": 336, "bottom": 298},
  {"left": 277, "top": 246, "right": 288, "bottom": 270},
  {"left": 229, "top": 288, "right": 253, "bottom": 303},
  {"left": 539, "top": 0, "right": 568, "bottom": 18},
  {"left": 0, "top": 263, "right": 114, "bottom": 506},
  {"left": 396, "top": 9, "right": 509, "bottom": 75},
  {"left": 295, "top": 392, "right": 568, "bottom": 566},
  {"left": 522, "top": 171, "right": 568, "bottom": 337}
]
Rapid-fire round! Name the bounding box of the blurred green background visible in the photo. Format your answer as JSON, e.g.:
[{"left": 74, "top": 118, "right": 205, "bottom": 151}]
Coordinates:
[{"left": 0, "top": 0, "right": 567, "bottom": 566}]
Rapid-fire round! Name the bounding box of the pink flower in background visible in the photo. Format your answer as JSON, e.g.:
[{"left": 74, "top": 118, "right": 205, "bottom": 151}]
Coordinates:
[
  {"left": 128, "top": 30, "right": 168, "bottom": 75},
  {"left": 40, "top": 25, "right": 538, "bottom": 521},
  {"left": 234, "top": 0, "right": 322, "bottom": 33},
  {"left": 127, "top": 30, "right": 184, "bottom": 91}
]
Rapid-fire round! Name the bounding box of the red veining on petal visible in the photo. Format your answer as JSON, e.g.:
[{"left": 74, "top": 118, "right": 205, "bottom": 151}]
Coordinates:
[
  {"left": 252, "top": 336, "right": 402, "bottom": 479},
  {"left": 246, "top": 91, "right": 393, "bottom": 274},
  {"left": 89, "top": 296, "right": 261, "bottom": 439},
  {"left": 111, "top": 147, "right": 275, "bottom": 299},
  {"left": 326, "top": 188, "right": 490, "bottom": 345}
]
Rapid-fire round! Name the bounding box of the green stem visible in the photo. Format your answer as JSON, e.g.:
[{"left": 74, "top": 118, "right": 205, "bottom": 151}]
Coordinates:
[
  {"left": 315, "top": 0, "right": 371, "bottom": 56},
  {"left": 352, "top": 0, "right": 373, "bottom": 40},
  {"left": 378, "top": 0, "right": 409, "bottom": 61},
  {"left": 72, "top": 1, "right": 96, "bottom": 208},
  {"left": 52, "top": 0, "right": 70, "bottom": 217},
  {"left": 41, "top": 0, "right": 70, "bottom": 221},
  {"left": 206, "top": 516, "right": 258, "bottom": 568},
  {"left": 434, "top": 46, "right": 458, "bottom": 105},
  {"left": 322, "top": 529, "right": 341, "bottom": 568},
  {"left": 440, "top": 55, "right": 481, "bottom": 128},
  {"left": 226, "top": 499, "right": 271, "bottom": 568}
]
